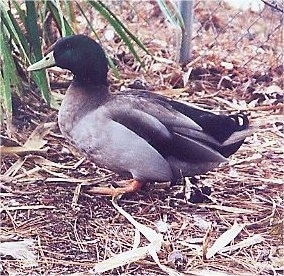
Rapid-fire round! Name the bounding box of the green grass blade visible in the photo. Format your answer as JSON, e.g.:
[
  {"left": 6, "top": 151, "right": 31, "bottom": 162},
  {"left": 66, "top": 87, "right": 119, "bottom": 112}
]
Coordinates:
[
  {"left": 75, "top": 1, "right": 100, "bottom": 40},
  {"left": 106, "top": 55, "right": 120, "bottom": 79},
  {"left": 25, "top": 0, "right": 42, "bottom": 59},
  {"left": 11, "top": 0, "right": 26, "bottom": 25},
  {"left": 0, "top": 0, "right": 30, "bottom": 61},
  {"left": 88, "top": 0, "right": 142, "bottom": 63},
  {"left": 0, "top": 27, "right": 20, "bottom": 114},
  {"left": 0, "top": 73, "right": 9, "bottom": 118},
  {"left": 47, "top": 0, "right": 74, "bottom": 36},
  {"left": 55, "top": 0, "right": 67, "bottom": 36},
  {"left": 64, "top": 0, "right": 76, "bottom": 32},
  {"left": 25, "top": 0, "right": 50, "bottom": 103},
  {"left": 97, "top": 1, "right": 150, "bottom": 55},
  {"left": 156, "top": 0, "right": 184, "bottom": 28}
]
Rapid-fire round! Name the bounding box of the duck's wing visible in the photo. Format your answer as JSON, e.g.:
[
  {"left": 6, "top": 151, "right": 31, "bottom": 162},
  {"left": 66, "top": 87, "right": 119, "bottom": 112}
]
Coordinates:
[
  {"left": 165, "top": 98, "right": 253, "bottom": 157},
  {"left": 130, "top": 90, "right": 251, "bottom": 158},
  {"left": 106, "top": 91, "right": 235, "bottom": 163}
]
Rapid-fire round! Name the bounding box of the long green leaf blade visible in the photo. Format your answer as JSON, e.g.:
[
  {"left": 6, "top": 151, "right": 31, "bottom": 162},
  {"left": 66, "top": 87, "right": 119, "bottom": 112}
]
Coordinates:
[
  {"left": 88, "top": 0, "right": 142, "bottom": 63},
  {"left": 46, "top": 1, "right": 74, "bottom": 36},
  {"left": 97, "top": 0, "right": 150, "bottom": 55},
  {"left": 0, "top": 26, "right": 20, "bottom": 113},
  {"left": 25, "top": 0, "right": 42, "bottom": 59},
  {"left": 156, "top": 0, "right": 184, "bottom": 28},
  {"left": 25, "top": 0, "right": 50, "bottom": 103}
]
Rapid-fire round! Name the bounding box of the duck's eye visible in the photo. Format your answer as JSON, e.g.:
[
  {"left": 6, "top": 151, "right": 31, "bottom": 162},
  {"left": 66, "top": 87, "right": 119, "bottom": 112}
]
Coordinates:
[{"left": 45, "top": 56, "right": 50, "bottom": 60}]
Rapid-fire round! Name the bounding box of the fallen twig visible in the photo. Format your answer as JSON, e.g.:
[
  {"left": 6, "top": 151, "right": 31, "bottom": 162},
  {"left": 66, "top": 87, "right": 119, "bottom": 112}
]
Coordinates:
[{"left": 0, "top": 205, "right": 56, "bottom": 212}]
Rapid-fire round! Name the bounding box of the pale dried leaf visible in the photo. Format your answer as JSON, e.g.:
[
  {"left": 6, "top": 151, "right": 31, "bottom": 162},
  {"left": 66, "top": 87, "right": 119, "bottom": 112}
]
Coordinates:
[
  {"left": 94, "top": 246, "right": 149, "bottom": 273},
  {"left": 133, "top": 228, "right": 141, "bottom": 249},
  {"left": 95, "top": 200, "right": 185, "bottom": 275},
  {"left": 220, "top": 234, "right": 264, "bottom": 253},
  {"left": 93, "top": 200, "right": 164, "bottom": 273},
  {"left": 155, "top": 219, "right": 170, "bottom": 233},
  {"left": 3, "top": 157, "right": 26, "bottom": 177},
  {"left": 182, "top": 67, "right": 193, "bottom": 86},
  {"left": 193, "top": 215, "right": 212, "bottom": 231},
  {"left": 112, "top": 199, "right": 163, "bottom": 244},
  {"left": 0, "top": 239, "right": 37, "bottom": 268},
  {"left": 206, "top": 221, "right": 245, "bottom": 259},
  {"left": 270, "top": 256, "right": 284, "bottom": 271},
  {"left": 154, "top": 55, "right": 174, "bottom": 64},
  {"left": 190, "top": 269, "right": 236, "bottom": 276},
  {"left": 34, "top": 156, "right": 85, "bottom": 169},
  {"left": 221, "top": 61, "right": 234, "bottom": 70},
  {"left": 23, "top": 122, "right": 56, "bottom": 149},
  {"left": 1, "top": 123, "right": 55, "bottom": 156},
  {"left": 0, "top": 146, "right": 48, "bottom": 155},
  {"left": 151, "top": 62, "right": 167, "bottom": 72},
  {"left": 199, "top": 204, "right": 255, "bottom": 214}
]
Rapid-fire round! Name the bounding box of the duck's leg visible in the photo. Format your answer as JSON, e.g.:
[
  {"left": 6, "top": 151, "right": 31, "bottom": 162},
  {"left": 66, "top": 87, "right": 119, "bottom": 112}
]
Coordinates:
[{"left": 88, "top": 180, "right": 143, "bottom": 198}]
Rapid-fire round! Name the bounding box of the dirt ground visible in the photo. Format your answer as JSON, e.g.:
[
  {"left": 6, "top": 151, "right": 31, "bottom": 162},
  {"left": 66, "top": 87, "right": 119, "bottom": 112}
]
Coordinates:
[{"left": 1, "top": 1, "right": 283, "bottom": 275}]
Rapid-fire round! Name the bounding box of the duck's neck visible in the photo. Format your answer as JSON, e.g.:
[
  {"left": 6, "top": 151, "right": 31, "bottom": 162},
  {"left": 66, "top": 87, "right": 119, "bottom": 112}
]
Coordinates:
[
  {"left": 58, "top": 81, "right": 109, "bottom": 139},
  {"left": 73, "top": 71, "right": 109, "bottom": 86}
]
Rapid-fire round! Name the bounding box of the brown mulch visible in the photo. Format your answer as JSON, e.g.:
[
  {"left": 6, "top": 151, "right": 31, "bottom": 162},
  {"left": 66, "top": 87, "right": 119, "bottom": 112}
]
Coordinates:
[{"left": 1, "top": 1, "right": 283, "bottom": 275}]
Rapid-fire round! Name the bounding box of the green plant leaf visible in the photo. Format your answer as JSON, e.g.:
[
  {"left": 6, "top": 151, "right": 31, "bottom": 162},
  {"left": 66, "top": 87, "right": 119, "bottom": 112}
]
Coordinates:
[
  {"left": 24, "top": 1, "right": 50, "bottom": 103},
  {"left": 0, "top": 0, "right": 30, "bottom": 60},
  {"left": 156, "top": 0, "right": 184, "bottom": 28},
  {"left": 0, "top": 25, "right": 21, "bottom": 114},
  {"left": 46, "top": 0, "right": 74, "bottom": 36},
  {"left": 88, "top": 0, "right": 151, "bottom": 64},
  {"left": 25, "top": 1, "right": 42, "bottom": 59},
  {"left": 97, "top": 1, "right": 150, "bottom": 54},
  {"left": 75, "top": 1, "right": 100, "bottom": 40},
  {"left": 88, "top": 0, "right": 142, "bottom": 63}
]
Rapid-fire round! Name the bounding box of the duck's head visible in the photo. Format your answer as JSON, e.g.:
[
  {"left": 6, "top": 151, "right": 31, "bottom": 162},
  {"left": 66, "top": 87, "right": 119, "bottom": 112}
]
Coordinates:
[{"left": 28, "top": 35, "right": 108, "bottom": 85}]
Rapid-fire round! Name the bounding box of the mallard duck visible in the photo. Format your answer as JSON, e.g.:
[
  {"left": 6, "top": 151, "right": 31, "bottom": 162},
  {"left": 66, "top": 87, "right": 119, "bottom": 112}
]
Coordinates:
[{"left": 28, "top": 35, "right": 251, "bottom": 197}]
